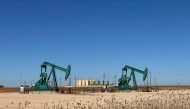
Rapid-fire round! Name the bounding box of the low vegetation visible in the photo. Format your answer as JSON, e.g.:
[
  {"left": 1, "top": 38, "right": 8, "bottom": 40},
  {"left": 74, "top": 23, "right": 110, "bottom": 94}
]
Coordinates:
[{"left": 4, "top": 89, "right": 190, "bottom": 109}]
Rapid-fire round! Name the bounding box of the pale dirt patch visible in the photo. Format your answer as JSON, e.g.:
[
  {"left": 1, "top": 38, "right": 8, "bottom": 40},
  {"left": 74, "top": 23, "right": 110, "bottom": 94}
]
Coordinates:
[
  {"left": 0, "top": 90, "right": 190, "bottom": 108},
  {"left": 0, "top": 92, "right": 159, "bottom": 108}
]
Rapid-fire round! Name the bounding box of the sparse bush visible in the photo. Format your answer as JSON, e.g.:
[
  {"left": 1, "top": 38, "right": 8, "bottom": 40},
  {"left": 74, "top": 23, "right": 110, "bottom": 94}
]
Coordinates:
[{"left": 5, "top": 90, "right": 190, "bottom": 109}]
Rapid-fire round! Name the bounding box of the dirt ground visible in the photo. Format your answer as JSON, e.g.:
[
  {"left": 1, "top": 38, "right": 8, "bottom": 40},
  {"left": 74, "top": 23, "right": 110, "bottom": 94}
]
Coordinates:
[
  {"left": 0, "top": 88, "right": 19, "bottom": 93},
  {"left": 0, "top": 90, "right": 176, "bottom": 109},
  {"left": 1, "top": 88, "right": 190, "bottom": 109}
]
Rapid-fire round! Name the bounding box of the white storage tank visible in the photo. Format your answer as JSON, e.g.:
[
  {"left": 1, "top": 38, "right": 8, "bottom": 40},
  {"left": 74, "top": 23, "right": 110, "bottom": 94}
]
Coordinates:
[
  {"left": 77, "top": 79, "right": 96, "bottom": 86},
  {"left": 85, "top": 80, "right": 88, "bottom": 86},
  {"left": 90, "top": 80, "right": 95, "bottom": 85},
  {"left": 82, "top": 80, "right": 86, "bottom": 86},
  {"left": 77, "top": 80, "right": 82, "bottom": 86}
]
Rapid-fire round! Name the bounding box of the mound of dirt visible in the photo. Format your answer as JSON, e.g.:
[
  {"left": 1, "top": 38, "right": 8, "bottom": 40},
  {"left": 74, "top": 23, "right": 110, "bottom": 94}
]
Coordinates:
[{"left": 0, "top": 88, "right": 19, "bottom": 93}]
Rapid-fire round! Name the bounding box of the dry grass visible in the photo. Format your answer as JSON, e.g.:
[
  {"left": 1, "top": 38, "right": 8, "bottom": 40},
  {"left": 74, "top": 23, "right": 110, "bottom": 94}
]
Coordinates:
[{"left": 1, "top": 89, "right": 190, "bottom": 109}]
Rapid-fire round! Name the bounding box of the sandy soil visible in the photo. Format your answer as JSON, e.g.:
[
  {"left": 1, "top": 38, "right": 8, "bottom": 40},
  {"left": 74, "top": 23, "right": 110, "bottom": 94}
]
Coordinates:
[
  {"left": 0, "top": 90, "right": 189, "bottom": 109},
  {"left": 0, "top": 91, "right": 163, "bottom": 109}
]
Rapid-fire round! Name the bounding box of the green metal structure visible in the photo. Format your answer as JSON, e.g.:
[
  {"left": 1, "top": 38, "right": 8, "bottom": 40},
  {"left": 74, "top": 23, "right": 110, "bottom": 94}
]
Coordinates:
[
  {"left": 34, "top": 62, "right": 71, "bottom": 91},
  {"left": 107, "top": 81, "right": 109, "bottom": 85},
  {"left": 118, "top": 65, "right": 148, "bottom": 91},
  {"left": 98, "top": 81, "right": 100, "bottom": 85}
]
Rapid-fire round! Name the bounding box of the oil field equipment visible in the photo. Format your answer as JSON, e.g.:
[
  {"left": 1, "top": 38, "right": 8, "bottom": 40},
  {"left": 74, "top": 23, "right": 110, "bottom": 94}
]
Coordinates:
[
  {"left": 34, "top": 62, "right": 71, "bottom": 91},
  {"left": 98, "top": 81, "right": 100, "bottom": 85},
  {"left": 118, "top": 65, "right": 148, "bottom": 91}
]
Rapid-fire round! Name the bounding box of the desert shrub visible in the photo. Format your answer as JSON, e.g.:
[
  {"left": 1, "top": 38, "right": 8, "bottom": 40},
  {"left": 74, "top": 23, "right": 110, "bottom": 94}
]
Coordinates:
[{"left": 5, "top": 90, "right": 190, "bottom": 109}]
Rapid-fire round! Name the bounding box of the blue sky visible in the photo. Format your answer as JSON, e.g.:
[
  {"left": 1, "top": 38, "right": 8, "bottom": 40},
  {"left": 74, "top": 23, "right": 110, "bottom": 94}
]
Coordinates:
[{"left": 0, "top": 0, "right": 190, "bottom": 87}]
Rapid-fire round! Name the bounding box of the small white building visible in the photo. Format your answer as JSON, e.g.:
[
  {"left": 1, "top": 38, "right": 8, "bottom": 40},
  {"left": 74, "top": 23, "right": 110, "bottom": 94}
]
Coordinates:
[{"left": 20, "top": 86, "right": 24, "bottom": 93}]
